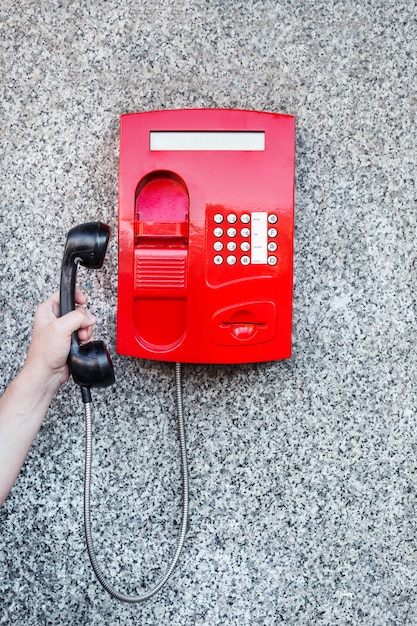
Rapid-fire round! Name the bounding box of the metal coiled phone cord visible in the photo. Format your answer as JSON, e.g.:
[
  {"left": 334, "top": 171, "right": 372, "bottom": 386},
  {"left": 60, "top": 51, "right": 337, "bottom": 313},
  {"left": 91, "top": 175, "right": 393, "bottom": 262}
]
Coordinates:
[{"left": 82, "top": 362, "right": 189, "bottom": 603}]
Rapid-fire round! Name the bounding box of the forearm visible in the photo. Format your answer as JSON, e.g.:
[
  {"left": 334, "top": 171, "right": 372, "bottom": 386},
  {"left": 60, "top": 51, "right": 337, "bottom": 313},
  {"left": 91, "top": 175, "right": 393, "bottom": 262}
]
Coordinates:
[
  {"left": 0, "top": 364, "right": 62, "bottom": 506},
  {"left": 0, "top": 291, "right": 95, "bottom": 507}
]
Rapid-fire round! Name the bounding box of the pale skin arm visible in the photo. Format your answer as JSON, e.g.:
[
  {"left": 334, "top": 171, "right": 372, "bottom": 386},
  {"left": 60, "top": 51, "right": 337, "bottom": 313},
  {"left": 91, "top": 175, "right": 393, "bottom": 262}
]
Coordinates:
[{"left": 0, "top": 290, "right": 97, "bottom": 506}]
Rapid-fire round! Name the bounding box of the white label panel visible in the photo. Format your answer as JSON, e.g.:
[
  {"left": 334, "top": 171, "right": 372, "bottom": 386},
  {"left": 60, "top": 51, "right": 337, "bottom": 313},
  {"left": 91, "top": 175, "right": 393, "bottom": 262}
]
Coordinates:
[
  {"left": 251, "top": 212, "right": 268, "bottom": 264},
  {"left": 150, "top": 131, "right": 265, "bottom": 151}
]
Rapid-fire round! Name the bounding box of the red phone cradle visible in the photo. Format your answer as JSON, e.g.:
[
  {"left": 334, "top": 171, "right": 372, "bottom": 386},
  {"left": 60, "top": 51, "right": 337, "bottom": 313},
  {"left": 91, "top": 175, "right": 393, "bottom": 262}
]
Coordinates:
[{"left": 117, "top": 109, "right": 295, "bottom": 364}]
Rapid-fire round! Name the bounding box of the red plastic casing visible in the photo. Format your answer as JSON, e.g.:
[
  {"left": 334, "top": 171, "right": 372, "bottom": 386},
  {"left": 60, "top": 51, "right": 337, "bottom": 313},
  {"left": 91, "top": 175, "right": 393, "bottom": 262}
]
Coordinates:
[{"left": 117, "top": 109, "right": 295, "bottom": 364}]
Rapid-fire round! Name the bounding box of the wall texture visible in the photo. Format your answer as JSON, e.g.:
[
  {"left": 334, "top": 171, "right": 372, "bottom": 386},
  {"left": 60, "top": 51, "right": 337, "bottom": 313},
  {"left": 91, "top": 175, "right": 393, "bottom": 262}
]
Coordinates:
[{"left": 1, "top": 1, "right": 416, "bottom": 624}]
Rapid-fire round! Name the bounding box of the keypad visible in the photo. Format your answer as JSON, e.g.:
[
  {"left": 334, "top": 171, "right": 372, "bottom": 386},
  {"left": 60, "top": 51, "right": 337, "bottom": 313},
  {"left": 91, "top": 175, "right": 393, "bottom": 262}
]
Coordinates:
[{"left": 210, "top": 211, "right": 278, "bottom": 268}]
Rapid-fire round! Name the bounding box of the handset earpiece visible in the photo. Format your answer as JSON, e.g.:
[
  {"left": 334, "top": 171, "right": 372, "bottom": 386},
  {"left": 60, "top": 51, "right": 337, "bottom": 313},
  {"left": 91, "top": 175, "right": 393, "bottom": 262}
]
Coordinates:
[{"left": 60, "top": 222, "right": 115, "bottom": 395}]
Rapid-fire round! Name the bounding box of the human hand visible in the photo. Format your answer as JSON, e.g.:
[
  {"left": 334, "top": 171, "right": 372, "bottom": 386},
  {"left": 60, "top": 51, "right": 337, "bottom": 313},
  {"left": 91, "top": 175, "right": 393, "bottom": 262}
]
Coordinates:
[{"left": 23, "top": 290, "right": 97, "bottom": 393}]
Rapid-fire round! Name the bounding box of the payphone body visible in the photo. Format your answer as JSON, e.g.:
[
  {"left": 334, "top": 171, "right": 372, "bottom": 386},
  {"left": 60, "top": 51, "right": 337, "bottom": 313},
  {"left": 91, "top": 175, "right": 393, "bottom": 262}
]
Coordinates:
[{"left": 117, "top": 109, "right": 295, "bottom": 364}]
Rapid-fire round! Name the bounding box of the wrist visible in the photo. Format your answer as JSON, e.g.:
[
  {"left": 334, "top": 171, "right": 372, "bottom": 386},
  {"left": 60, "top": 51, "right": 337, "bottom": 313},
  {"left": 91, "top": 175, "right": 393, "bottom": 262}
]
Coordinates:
[{"left": 19, "top": 359, "right": 67, "bottom": 401}]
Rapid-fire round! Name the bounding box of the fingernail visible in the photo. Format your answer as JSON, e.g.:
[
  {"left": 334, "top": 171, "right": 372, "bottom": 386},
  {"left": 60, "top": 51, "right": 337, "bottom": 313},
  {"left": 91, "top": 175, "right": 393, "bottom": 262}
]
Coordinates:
[{"left": 85, "top": 309, "right": 97, "bottom": 323}]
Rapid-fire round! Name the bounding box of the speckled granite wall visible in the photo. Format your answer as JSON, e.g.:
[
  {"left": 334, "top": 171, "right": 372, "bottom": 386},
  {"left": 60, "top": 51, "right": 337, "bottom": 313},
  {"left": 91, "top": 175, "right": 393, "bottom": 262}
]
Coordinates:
[{"left": 1, "top": 1, "right": 416, "bottom": 624}]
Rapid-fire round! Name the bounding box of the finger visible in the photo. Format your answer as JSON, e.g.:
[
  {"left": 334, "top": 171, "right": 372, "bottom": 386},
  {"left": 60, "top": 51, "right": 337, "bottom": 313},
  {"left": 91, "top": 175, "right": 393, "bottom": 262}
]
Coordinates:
[
  {"left": 78, "top": 305, "right": 97, "bottom": 328},
  {"left": 77, "top": 308, "right": 97, "bottom": 339},
  {"left": 74, "top": 288, "right": 87, "bottom": 306},
  {"left": 78, "top": 324, "right": 94, "bottom": 344},
  {"left": 55, "top": 308, "right": 97, "bottom": 337}
]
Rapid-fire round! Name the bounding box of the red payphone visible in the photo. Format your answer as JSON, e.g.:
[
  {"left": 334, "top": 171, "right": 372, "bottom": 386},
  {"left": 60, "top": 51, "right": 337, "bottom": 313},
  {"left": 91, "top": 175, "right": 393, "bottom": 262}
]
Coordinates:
[{"left": 117, "top": 109, "right": 295, "bottom": 364}]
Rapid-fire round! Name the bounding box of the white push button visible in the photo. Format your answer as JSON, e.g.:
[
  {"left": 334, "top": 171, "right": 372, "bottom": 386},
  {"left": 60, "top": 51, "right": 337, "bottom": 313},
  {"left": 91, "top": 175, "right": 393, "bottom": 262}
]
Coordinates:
[
  {"left": 214, "top": 214, "right": 224, "bottom": 224},
  {"left": 251, "top": 212, "right": 268, "bottom": 264},
  {"left": 214, "top": 255, "right": 223, "bottom": 265},
  {"left": 214, "top": 227, "right": 223, "bottom": 237}
]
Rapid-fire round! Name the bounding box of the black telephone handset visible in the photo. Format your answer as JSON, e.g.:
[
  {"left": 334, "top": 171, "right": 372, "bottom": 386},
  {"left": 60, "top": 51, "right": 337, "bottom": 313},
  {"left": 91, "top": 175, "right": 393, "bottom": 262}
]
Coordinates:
[{"left": 60, "top": 222, "right": 115, "bottom": 399}]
